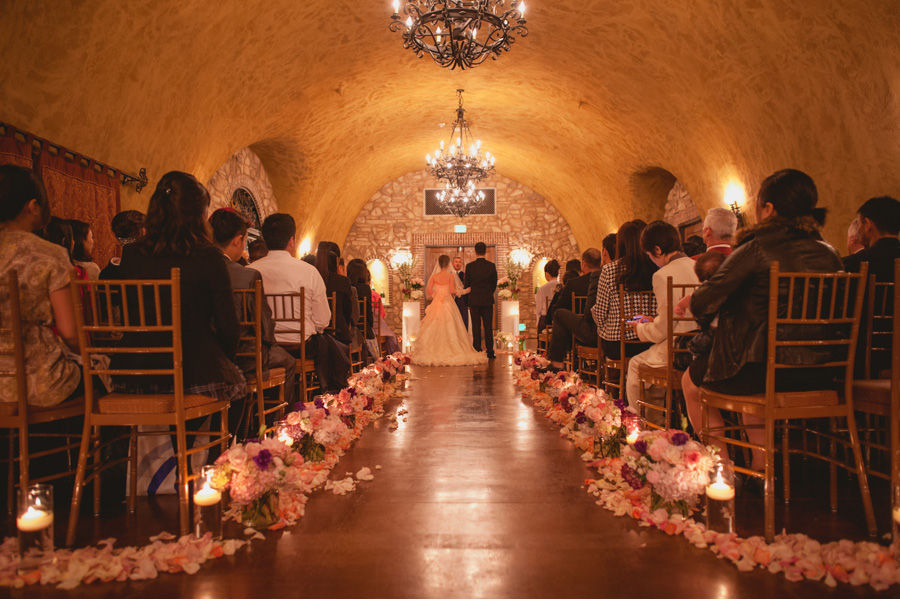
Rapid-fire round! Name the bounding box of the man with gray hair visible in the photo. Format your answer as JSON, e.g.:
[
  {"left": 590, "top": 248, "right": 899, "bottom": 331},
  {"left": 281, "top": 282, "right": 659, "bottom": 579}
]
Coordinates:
[
  {"left": 846, "top": 219, "right": 864, "bottom": 256},
  {"left": 701, "top": 207, "right": 738, "bottom": 256}
]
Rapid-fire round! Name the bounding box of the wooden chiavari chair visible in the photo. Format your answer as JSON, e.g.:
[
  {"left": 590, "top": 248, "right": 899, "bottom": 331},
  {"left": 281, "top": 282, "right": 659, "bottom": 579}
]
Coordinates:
[
  {"left": 354, "top": 296, "right": 370, "bottom": 368},
  {"left": 67, "top": 269, "right": 231, "bottom": 545},
  {"left": 324, "top": 292, "right": 338, "bottom": 338},
  {"left": 566, "top": 294, "right": 588, "bottom": 372},
  {"left": 0, "top": 272, "right": 83, "bottom": 514},
  {"left": 234, "top": 280, "right": 287, "bottom": 438},
  {"left": 699, "top": 262, "right": 876, "bottom": 542},
  {"left": 634, "top": 278, "right": 699, "bottom": 430},
  {"left": 267, "top": 289, "right": 320, "bottom": 403},
  {"left": 602, "top": 286, "right": 657, "bottom": 399},
  {"left": 537, "top": 296, "right": 552, "bottom": 355}
]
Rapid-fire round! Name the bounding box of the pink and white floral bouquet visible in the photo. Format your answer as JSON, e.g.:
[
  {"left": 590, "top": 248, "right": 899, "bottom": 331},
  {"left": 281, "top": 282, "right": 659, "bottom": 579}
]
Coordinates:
[{"left": 621, "top": 429, "right": 718, "bottom": 516}]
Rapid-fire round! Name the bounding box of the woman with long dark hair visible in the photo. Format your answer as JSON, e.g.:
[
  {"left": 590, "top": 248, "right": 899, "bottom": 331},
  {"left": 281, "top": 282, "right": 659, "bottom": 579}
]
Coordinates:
[
  {"left": 347, "top": 258, "right": 375, "bottom": 342},
  {"left": 590, "top": 219, "right": 658, "bottom": 360},
  {"left": 69, "top": 219, "right": 100, "bottom": 280},
  {"left": 316, "top": 241, "right": 353, "bottom": 345},
  {"left": 110, "top": 171, "right": 244, "bottom": 403},
  {"left": 682, "top": 169, "right": 840, "bottom": 474}
]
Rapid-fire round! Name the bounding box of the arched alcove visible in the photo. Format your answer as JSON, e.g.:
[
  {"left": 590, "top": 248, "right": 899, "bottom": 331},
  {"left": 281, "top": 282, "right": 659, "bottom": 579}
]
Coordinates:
[{"left": 207, "top": 147, "right": 279, "bottom": 224}]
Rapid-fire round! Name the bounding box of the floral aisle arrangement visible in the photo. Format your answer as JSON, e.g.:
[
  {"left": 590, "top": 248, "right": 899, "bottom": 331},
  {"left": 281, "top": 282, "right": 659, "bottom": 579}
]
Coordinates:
[
  {"left": 511, "top": 350, "right": 900, "bottom": 591},
  {"left": 397, "top": 257, "right": 424, "bottom": 301},
  {"left": 215, "top": 352, "right": 411, "bottom": 529}
]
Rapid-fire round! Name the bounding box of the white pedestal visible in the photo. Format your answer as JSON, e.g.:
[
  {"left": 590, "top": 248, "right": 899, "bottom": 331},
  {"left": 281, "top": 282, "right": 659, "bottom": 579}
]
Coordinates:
[
  {"left": 500, "top": 300, "right": 520, "bottom": 351},
  {"left": 401, "top": 301, "right": 421, "bottom": 352}
]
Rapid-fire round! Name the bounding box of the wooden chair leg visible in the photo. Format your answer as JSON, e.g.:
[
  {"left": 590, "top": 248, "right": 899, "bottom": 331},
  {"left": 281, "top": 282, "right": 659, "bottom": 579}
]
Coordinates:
[
  {"left": 764, "top": 414, "right": 776, "bottom": 543},
  {"left": 220, "top": 407, "right": 229, "bottom": 455},
  {"left": 256, "top": 387, "right": 265, "bottom": 436},
  {"left": 128, "top": 427, "right": 138, "bottom": 514},
  {"left": 66, "top": 417, "right": 93, "bottom": 547},
  {"left": 846, "top": 410, "right": 878, "bottom": 539},
  {"left": 175, "top": 419, "right": 190, "bottom": 537},
  {"left": 782, "top": 423, "right": 791, "bottom": 505},
  {"left": 92, "top": 425, "right": 102, "bottom": 516},
  {"left": 6, "top": 431, "right": 14, "bottom": 515},
  {"left": 830, "top": 417, "right": 838, "bottom": 513},
  {"left": 700, "top": 399, "right": 709, "bottom": 445},
  {"left": 278, "top": 383, "right": 285, "bottom": 420}
]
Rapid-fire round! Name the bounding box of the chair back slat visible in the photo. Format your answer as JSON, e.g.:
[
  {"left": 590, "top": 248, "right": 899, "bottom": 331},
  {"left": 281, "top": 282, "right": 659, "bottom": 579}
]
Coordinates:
[
  {"left": 572, "top": 294, "right": 587, "bottom": 316},
  {"left": 864, "top": 272, "right": 894, "bottom": 379},
  {"left": 234, "top": 280, "right": 265, "bottom": 377},
  {"left": 666, "top": 278, "right": 700, "bottom": 379},
  {"left": 765, "top": 262, "right": 868, "bottom": 401},
  {"left": 266, "top": 289, "right": 308, "bottom": 359},
  {"left": 0, "top": 272, "right": 28, "bottom": 416}
]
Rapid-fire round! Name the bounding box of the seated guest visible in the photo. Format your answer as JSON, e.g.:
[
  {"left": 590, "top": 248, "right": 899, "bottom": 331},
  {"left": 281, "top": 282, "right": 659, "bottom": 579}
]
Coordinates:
[
  {"left": 370, "top": 272, "right": 401, "bottom": 355},
  {"left": 601, "top": 233, "right": 617, "bottom": 266},
  {"left": 70, "top": 219, "right": 101, "bottom": 280},
  {"left": 535, "top": 259, "right": 560, "bottom": 333},
  {"left": 301, "top": 253, "right": 317, "bottom": 266},
  {"left": 209, "top": 208, "right": 296, "bottom": 409},
  {"left": 316, "top": 241, "right": 354, "bottom": 346},
  {"left": 248, "top": 238, "right": 268, "bottom": 263},
  {"left": 845, "top": 218, "right": 864, "bottom": 257},
  {"left": 843, "top": 195, "right": 900, "bottom": 281},
  {"left": 111, "top": 171, "right": 245, "bottom": 403},
  {"left": 682, "top": 169, "right": 841, "bottom": 474},
  {"left": 253, "top": 215, "right": 348, "bottom": 392},
  {"left": 701, "top": 208, "right": 738, "bottom": 256},
  {"left": 547, "top": 254, "right": 595, "bottom": 325},
  {"left": 625, "top": 221, "right": 699, "bottom": 422},
  {"left": 99, "top": 210, "right": 144, "bottom": 279},
  {"left": 545, "top": 248, "right": 604, "bottom": 371},
  {"left": 682, "top": 235, "right": 706, "bottom": 258},
  {"left": 565, "top": 258, "right": 582, "bottom": 275},
  {"left": 347, "top": 258, "right": 376, "bottom": 343},
  {"left": 0, "top": 165, "right": 81, "bottom": 406},
  {"left": 591, "top": 220, "right": 657, "bottom": 361}
]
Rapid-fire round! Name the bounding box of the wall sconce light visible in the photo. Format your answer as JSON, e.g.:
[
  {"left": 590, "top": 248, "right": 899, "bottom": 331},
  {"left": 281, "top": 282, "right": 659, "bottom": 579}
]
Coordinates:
[
  {"left": 297, "top": 237, "right": 312, "bottom": 258},
  {"left": 390, "top": 250, "right": 413, "bottom": 270},
  {"left": 509, "top": 247, "right": 533, "bottom": 268},
  {"left": 724, "top": 183, "right": 746, "bottom": 228}
]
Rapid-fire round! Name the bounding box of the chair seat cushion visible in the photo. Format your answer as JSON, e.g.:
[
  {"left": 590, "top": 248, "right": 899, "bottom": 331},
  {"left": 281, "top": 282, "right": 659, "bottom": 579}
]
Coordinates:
[
  {"left": 97, "top": 393, "right": 221, "bottom": 414},
  {"left": 853, "top": 379, "right": 891, "bottom": 415},
  {"left": 0, "top": 397, "right": 84, "bottom": 418},
  {"left": 576, "top": 345, "right": 600, "bottom": 359},
  {"left": 701, "top": 388, "right": 839, "bottom": 409},
  {"left": 246, "top": 368, "right": 286, "bottom": 387}
]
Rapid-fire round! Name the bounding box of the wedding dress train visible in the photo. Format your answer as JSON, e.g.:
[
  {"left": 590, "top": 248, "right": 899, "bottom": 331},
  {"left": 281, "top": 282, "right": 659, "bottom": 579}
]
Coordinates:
[{"left": 411, "top": 284, "right": 489, "bottom": 367}]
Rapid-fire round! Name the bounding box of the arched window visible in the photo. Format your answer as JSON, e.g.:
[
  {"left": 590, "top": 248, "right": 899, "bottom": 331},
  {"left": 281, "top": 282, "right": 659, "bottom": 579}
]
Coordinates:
[
  {"left": 533, "top": 258, "right": 550, "bottom": 292},
  {"left": 230, "top": 187, "right": 262, "bottom": 230},
  {"left": 367, "top": 259, "right": 390, "bottom": 307}
]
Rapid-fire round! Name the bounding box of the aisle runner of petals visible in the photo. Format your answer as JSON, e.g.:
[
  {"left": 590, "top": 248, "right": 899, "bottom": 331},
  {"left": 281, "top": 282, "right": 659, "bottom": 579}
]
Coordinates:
[
  {"left": 0, "top": 353, "right": 412, "bottom": 590},
  {"left": 511, "top": 351, "right": 900, "bottom": 591}
]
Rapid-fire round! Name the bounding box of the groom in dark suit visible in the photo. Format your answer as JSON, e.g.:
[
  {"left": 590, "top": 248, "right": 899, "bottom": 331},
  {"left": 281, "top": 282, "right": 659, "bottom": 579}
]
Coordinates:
[
  {"left": 452, "top": 256, "right": 469, "bottom": 329},
  {"left": 464, "top": 242, "right": 498, "bottom": 359}
]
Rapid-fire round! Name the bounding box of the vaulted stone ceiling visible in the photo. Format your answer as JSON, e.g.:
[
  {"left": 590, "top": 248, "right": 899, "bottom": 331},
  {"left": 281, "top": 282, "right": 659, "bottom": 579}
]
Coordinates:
[{"left": 2, "top": 1, "right": 899, "bottom": 247}]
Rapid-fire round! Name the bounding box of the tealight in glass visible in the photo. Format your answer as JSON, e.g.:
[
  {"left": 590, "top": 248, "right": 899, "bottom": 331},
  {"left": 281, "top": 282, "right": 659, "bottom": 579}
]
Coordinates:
[
  {"left": 17, "top": 484, "right": 54, "bottom": 572},
  {"left": 706, "top": 457, "right": 736, "bottom": 534},
  {"left": 193, "top": 465, "right": 223, "bottom": 540}
]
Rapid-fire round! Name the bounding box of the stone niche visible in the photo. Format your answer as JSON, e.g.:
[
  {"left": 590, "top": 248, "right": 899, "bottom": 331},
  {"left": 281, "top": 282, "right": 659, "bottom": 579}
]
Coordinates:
[
  {"left": 207, "top": 147, "right": 279, "bottom": 226},
  {"left": 663, "top": 181, "right": 700, "bottom": 230},
  {"left": 344, "top": 170, "right": 580, "bottom": 337}
]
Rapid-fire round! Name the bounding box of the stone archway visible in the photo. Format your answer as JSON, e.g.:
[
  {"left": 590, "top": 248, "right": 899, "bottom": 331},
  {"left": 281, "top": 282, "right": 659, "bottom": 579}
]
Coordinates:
[{"left": 207, "top": 147, "right": 279, "bottom": 224}]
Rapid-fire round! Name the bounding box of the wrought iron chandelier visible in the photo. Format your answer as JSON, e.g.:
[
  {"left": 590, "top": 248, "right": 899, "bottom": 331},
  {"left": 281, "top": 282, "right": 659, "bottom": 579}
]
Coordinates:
[
  {"left": 389, "top": 1, "right": 528, "bottom": 70},
  {"left": 425, "top": 89, "right": 495, "bottom": 217}
]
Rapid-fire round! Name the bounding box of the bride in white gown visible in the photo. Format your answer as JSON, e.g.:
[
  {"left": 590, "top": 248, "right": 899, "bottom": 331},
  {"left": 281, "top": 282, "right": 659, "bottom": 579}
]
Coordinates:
[{"left": 411, "top": 254, "right": 489, "bottom": 367}]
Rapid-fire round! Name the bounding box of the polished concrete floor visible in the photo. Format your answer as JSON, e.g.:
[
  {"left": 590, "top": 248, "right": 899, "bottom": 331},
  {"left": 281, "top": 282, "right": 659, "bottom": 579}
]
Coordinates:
[{"left": 8, "top": 358, "right": 896, "bottom": 598}]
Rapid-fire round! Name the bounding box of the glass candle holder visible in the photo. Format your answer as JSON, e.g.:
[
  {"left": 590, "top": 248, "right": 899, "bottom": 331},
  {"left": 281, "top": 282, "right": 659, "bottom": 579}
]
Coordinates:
[
  {"left": 274, "top": 420, "right": 294, "bottom": 447},
  {"left": 17, "top": 484, "right": 54, "bottom": 573},
  {"left": 622, "top": 412, "right": 641, "bottom": 446},
  {"left": 706, "top": 457, "right": 736, "bottom": 534},
  {"left": 193, "top": 465, "right": 223, "bottom": 540},
  {"left": 892, "top": 483, "right": 900, "bottom": 559}
]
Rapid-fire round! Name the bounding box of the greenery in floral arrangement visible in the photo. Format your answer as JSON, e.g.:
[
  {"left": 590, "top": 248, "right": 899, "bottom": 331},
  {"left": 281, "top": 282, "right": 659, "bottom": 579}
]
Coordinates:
[
  {"left": 396, "top": 257, "right": 424, "bottom": 301},
  {"left": 299, "top": 432, "right": 326, "bottom": 463},
  {"left": 498, "top": 257, "right": 525, "bottom": 300}
]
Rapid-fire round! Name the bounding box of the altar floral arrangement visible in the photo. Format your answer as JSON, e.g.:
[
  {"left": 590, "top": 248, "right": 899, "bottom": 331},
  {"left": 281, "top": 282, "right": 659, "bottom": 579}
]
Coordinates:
[
  {"left": 497, "top": 276, "right": 519, "bottom": 300},
  {"left": 621, "top": 429, "right": 717, "bottom": 516},
  {"left": 396, "top": 255, "right": 422, "bottom": 301},
  {"left": 511, "top": 350, "right": 900, "bottom": 591}
]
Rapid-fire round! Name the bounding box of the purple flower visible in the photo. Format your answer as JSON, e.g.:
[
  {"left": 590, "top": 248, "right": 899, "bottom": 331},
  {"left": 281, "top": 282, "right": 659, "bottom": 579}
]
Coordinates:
[
  {"left": 382, "top": 370, "right": 391, "bottom": 383},
  {"left": 252, "top": 449, "right": 273, "bottom": 470},
  {"left": 620, "top": 464, "right": 644, "bottom": 490},
  {"left": 348, "top": 387, "right": 357, "bottom": 397},
  {"left": 633, "top": 440, "right": 647, "bottom": 454},
  {"left": 314, "top": 397, "right": 326, "bottom": 410},
  {"left": 614, "top": 397, "right": 627, "bottom": 411},
  {"left": 293, "top": 401, "right": 306, "bottom": 412},
  {"left": 575, "top": 411, "right": 587, "bottom": 425},
  {"left": 530, "top": 370, "right": 540, "bottom": 380},
  {"left": 671, "top": 431, "right": 690, "bottom": 446}
]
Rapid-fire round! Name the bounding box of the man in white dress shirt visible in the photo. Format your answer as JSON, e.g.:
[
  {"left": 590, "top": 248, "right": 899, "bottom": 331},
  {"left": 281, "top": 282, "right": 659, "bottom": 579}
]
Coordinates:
[
  {"left": 252, "top": 214, "right": 349, "bottom": 393},
  {"left": 535, "top": 259, "right": 560, "bottom": 333}
]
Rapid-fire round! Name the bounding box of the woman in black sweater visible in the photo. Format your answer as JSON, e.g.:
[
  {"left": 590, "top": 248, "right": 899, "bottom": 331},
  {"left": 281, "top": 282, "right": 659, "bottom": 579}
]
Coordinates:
[
  {"left": 316, "top": 242, "right": 354, "bottom": 345},
  {"left": 110, "top": 171, "right": 245, "bottom": 402},
  {"left": 347, "top": 258, "right": 375, "bottom": 341}
]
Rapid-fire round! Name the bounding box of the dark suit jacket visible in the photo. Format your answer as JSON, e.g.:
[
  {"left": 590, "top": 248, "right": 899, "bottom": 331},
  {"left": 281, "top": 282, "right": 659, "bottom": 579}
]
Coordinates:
[
  {"left": 326, "top": 272, "right": 354, "bottom": 345},
  {"left": 843, "top": 237, "right": 900, "bottom": 282},
  {"left": 465, "top": 257, "right": 498, "bottom": 307},
  {"left": 547, "top": 271, "right": 593, "bottom": 325},
  {"left": 454, "top": 270, "right": 468, "bottom": 310},
  {"left": 223, "top": 255, "right": 277, "bottom": 372},
  {"left": 580, "top": 270, "right": 601, "bottom": 326}
]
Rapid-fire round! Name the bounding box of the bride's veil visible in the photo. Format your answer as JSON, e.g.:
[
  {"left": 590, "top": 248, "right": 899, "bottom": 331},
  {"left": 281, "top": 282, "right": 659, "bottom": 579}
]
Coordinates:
[{"left": 430, "top": 258, "right": 465, "bottom": 295}]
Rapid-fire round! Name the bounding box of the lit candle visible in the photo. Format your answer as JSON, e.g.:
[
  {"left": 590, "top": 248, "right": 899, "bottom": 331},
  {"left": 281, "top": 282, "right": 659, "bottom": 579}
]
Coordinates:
[
  {"left": 16, "top": 506, "right": 53, "bottom": 532},
  {"left": 193, "top": 485, "right": 222, "bottom": 507},
  {"left": 893, "top": 507, "right": 900, "bottom": 525},
  {"left": 706, "top": 480, "right": 736, "bottom": 501},
  {"left": 625, "top": 429, "right": 639, "bottom": 445}
]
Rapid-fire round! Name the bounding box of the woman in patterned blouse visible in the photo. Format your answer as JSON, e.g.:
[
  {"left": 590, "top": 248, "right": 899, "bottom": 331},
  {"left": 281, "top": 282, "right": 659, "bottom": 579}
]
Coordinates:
[{"left": 591, "top": 219, "right": 658, "bottom": 360}]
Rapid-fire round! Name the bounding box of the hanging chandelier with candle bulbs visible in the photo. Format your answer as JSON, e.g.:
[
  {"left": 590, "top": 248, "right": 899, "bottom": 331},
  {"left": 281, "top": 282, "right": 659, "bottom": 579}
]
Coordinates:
[
  {"left": 426, "top": 89, "right": 495, "bottom": 191},
  {"left": 389, "top": 1, "right": 527, "bottom": 70}
]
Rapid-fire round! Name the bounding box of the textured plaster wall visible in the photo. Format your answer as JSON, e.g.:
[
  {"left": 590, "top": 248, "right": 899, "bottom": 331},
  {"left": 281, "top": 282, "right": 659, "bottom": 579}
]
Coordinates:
[
  {"left": 207, "top": 147, "right": 279, "bottom": 223},
  {"left": 344, "top": 170, "right": 579, "bottom": 335},
  {"left": 1, "top": 1, "right": 899, "bottom": 251}
]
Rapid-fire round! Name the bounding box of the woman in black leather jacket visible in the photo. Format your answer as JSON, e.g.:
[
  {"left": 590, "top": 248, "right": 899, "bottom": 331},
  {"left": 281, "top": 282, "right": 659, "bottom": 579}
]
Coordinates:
[{"left": 681, "top": 169, "right": 842, "bottom": 472}]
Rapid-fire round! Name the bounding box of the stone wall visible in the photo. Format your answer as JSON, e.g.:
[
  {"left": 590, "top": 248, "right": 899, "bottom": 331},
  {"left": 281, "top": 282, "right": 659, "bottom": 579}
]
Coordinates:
[
  {"left": 207, "top": 147, "right": 279, "bottom": 224},
  {"left": 663, "top": 181, "right": 701, "bottom": 228},
  {"left": 343, "top": 170, "right": 580, "bottom": 337}
]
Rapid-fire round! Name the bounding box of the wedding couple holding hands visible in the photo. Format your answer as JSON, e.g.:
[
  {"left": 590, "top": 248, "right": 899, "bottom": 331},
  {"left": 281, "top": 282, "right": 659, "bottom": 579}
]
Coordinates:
[{"left": 411, "top": 242, "right": 497, "bottom": 366}]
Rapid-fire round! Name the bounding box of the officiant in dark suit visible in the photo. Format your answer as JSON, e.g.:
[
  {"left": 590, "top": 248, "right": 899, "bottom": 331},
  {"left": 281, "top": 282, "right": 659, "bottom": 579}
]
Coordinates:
[
  {"left": 464, "top": 242, "right": 498, "bottom": 359},
  {"left": 452, "top": 256, "right": 469, "bottom": 329}
]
